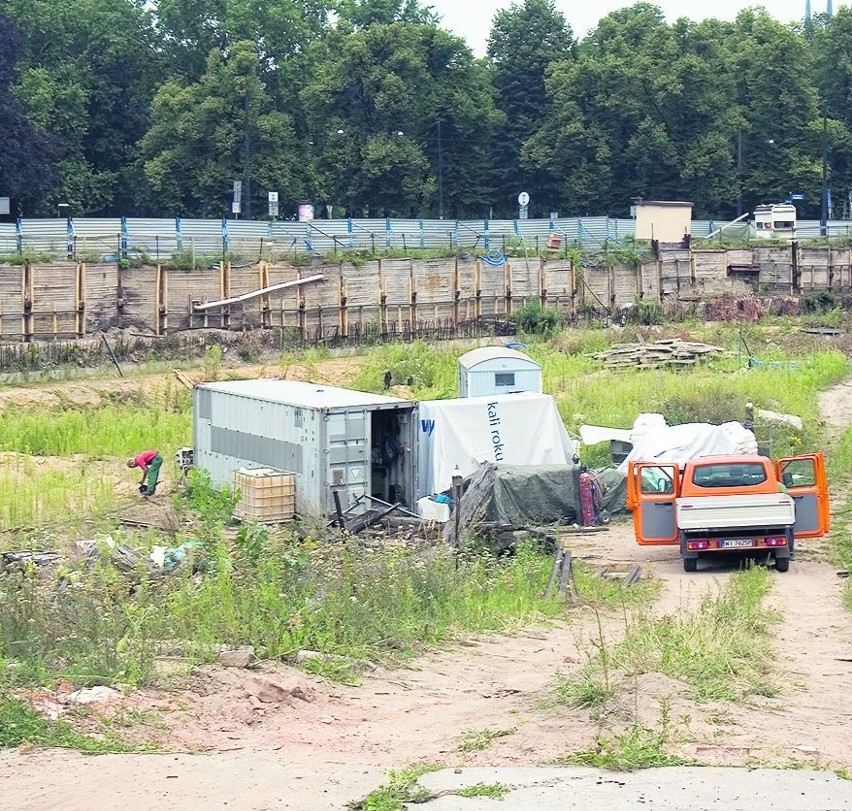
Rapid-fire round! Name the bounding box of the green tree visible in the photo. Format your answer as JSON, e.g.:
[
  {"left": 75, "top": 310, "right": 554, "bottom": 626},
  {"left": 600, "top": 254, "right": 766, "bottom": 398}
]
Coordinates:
[
  {"left": 727, "top": 10, "right": 822, "bottom": 217},
  {"left": 4, "top": 0, "right": 163, "bottom": 214},
  {"left": 0, "top": 13, "right": 58, "bottom": 216},
  {"left": 140, "top": 41, "right": 304, "bottom": 217},
  {"left": 486, "top": 0, "right": 574, "bottom": 217},
  {"left": 335, "top": 0, "right": 439, "bottom": 28},
  {"left": 301, "top": 21, "right": 501, "bottom": 218},
  {"left": 811, "top": 9, "right": 852, "bottom": 220}
]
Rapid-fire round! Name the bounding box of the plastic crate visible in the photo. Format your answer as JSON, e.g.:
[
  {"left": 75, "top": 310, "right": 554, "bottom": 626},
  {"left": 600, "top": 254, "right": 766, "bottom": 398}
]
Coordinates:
[{"left": 233, "top": 468, "right": 296, "bottom": 521}]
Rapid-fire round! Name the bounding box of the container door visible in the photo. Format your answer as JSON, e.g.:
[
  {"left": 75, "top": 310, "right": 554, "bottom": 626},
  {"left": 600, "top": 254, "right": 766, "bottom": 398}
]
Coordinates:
[
  {"left": 325, "top": 409, "right": 370, "bottom": 512},
  {"left": 775, "top": 453, "right": 830, "bottom": 538},
  {"left": 629, "top": 462, "right": 680, "bottom": 545}
]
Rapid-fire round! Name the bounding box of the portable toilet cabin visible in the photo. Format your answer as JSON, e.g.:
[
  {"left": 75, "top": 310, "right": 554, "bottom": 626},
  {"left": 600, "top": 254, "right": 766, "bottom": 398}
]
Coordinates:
[
  {"left": 753, "top": 203, "right": 797, "bottom": 239},
  {"left": 457, "top": 346, "right": 542, "bottom": 398},
  {"left": 193, "top": 380, "right": 418, "bottom": 518}
]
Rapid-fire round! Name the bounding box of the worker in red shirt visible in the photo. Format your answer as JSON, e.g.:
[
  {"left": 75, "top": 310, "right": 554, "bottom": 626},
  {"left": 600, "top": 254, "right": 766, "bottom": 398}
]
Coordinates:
[{"left": 127, "top": 449, "right": 163, "bottom": 495}]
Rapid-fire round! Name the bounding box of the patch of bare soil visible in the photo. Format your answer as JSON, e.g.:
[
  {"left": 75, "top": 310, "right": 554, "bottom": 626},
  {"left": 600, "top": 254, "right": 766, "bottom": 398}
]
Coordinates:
[
  {"left": 0, "top": 356, "right": 365, "bottom": 411},
  {"left": 2, "top": 374, "right": 852, "bottom": 810}
]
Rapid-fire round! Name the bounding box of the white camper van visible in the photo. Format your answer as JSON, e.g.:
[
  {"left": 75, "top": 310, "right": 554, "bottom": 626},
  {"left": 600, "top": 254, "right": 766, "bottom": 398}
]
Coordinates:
[{"left": 753, "top": 204, "right": 796, "bottom": 239}]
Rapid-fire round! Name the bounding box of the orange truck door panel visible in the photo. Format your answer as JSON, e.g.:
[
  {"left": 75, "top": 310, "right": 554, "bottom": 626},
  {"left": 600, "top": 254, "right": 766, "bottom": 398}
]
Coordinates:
[
  {"left": 630, "top": 462, "right": 680, "bottom": 545},
  {"left": 775, "top": 452, "right": 830, "bottom": 538}
]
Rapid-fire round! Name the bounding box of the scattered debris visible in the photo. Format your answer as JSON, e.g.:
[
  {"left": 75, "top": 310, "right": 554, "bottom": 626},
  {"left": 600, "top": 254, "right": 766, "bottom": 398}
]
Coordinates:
[
  {"left": 218, "top": 646, "right": 257, "bottom": 669},
  {"left": 757, "top": 409, "right": 803, "bottom": 430},
  {"left": 545, "top": 548, "right": 578, "bottom": 602},
  {"left": 1, "top": 551, "right": 60, "bottom": 569},
  {"left": 244, "top": 675, "right": 313, "bottom": 704},
  {"left": 443, "top": 462, "right": 496, "bottom": 547},
  {"left": 593, "top": 338, "right": 725, "bottom": 369},
  {"left": 68, "top": 686, "right": 122, "bottom": 706}
]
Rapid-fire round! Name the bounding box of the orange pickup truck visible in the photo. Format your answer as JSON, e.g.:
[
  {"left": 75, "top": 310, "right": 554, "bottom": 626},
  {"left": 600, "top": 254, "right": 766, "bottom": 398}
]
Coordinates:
[{"left": 626, "top": 453, "right": 830, "bottom": 572}]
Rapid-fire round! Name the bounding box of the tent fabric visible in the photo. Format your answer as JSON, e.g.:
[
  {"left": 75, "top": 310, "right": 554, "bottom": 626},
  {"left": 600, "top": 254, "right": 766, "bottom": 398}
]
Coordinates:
[
  {"left": 483, "top": 465, "right": 581, "bottom": 526},
  {"left": 417, "top": 392, "right": 576, "bottom": 498},
  {"left": 617, "top": 421, "right": 757, "bottom": 473}
]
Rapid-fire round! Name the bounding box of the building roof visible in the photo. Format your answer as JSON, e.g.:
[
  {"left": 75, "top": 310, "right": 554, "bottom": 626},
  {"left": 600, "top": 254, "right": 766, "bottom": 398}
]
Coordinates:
[
  {"left": 457, "top": 346, "right": 541, "bottom": 371},
  {"left": 197, "top": 379, "right": 412, "bottom": 409}
]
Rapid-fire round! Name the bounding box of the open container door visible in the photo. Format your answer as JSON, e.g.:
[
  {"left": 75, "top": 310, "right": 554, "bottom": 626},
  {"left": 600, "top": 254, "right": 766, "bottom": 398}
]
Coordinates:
[
  {"left": 628, "top": 462, "right": 680, "bottom": 545},
  {"left": 775, "top": 452, "right": 830, "bottom": 538}
]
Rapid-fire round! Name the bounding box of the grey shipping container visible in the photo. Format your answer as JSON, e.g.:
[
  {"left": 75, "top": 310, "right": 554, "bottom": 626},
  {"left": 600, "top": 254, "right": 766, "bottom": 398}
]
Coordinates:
[{"left": 193, "top": 380, "right": 418, "bottom": 517}]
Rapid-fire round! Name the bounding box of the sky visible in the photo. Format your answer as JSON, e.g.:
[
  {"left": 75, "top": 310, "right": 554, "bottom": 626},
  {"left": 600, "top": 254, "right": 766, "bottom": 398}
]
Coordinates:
[{"left": 430, "top": 1, "right": 823, "bottom": 55}]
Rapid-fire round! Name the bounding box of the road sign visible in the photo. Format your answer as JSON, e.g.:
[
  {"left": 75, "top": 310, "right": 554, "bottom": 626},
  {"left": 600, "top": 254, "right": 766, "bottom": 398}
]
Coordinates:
[
  {"left": 268, "top": 191, "right": 278, "bottom": 202},
  {"left": 518, "top": 191, "right": 530, "bottom": 206},
  {"left": 233, "top": 180, "right": 242, "bottom": 202}
]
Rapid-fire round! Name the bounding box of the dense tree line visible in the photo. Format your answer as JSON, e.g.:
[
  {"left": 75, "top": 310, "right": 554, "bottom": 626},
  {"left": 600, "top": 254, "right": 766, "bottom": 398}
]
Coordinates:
[{"left": 0, "top": 0, "right": 849, "bottom": 222}]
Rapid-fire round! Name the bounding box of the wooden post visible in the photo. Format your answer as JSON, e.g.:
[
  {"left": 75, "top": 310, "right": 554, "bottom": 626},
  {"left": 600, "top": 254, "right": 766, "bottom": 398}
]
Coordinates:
[
  {"left": 260, "top": 261, "right": 271, "bottom": 328},
  {"left": 221, "top": 260, "right": 231, "bottom": 330},
  {"left": 154, "top": 264, "right": 162, "bottom": 336},
  {"left": 608, "top": 264, "right": 615, "bottom": 311},
  {"left": 504, "top": 259, "right": 512, "bottom": 314},
  {"left": 475, "top": 258, "right": 482, "bottom": 320},
  {"left": 22, "top": 261, "right": 34, "bottom": 342},
  {"left": 339, "top": 276, "right": 348, "bottom": 338},
  {"left": 539, "top": 258, "right": 547, "bottom": 308},
  {"left": 408, "top": 270, "right": 417, "bottom": 327},
  {"left": 159, "top": 264, "right": 168, "bottom": 335},
  {"left": 453, "top": 255, "right": 460, "bottom": 327},
  {"left": 76, "top": 262, "right": 86, "bottom": 338},
  {"left": 52, "top": 303, "right": 58, "bottom": 337},
  {"left": 828, "top": 244, "right": 834, "bottom": 291}
]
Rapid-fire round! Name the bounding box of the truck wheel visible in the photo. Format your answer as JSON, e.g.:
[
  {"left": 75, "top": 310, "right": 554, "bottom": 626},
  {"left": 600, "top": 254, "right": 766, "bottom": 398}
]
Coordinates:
[
  {"left": 775, "top": 556, "right": 790, "bottom": 573},
  {"left": 683, "top": 558, "right": 698, "bottom": 573}
]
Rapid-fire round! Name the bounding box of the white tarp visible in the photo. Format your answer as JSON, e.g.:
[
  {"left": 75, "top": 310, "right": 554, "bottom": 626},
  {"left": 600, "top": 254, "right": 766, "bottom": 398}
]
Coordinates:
[
  {"left": 617, "top": 421, "right": 757, "bottom": 473},
  {"left": 417, "top": 393, "right": 575, "bottom": 497}
]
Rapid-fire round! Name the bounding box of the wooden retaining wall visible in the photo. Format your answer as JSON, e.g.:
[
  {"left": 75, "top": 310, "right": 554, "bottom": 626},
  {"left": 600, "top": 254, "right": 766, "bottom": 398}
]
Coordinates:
[{"left": 1, "top": 244, "right": 851, "bottom": 341}]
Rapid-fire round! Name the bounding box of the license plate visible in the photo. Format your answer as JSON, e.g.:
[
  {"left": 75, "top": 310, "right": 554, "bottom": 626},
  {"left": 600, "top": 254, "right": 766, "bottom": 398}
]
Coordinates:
[{"left": 719, "top": 538, "right": 754, "bottom": 549}]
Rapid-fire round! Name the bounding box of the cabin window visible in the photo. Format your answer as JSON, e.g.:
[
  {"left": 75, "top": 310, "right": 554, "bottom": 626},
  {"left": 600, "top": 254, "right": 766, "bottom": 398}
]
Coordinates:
[
  {"left": 779, "top": 458, "right": 815, "bottom": 488},
  {"left": 692, "top": 463, "right": 767, "bottom": 488},
  {"left": 775, "top": 220, "right": 795, "bottom": 229},
  {"left": 495, "top": 372, "right": 515, "bottom": 387},
  {"left": 640, "top": 466, "right": 675, "bottom": 494}
]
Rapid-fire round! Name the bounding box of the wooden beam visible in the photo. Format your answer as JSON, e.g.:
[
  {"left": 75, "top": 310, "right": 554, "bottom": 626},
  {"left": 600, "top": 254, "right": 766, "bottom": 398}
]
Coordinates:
[{"left": 192, "top": 273, "right": 323, "bottom": 312}]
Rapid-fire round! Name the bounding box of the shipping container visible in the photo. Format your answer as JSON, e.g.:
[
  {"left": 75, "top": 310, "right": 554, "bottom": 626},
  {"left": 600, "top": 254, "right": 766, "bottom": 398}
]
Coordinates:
[
  {"left": 457, "top": 346, "right": 542, "bottom": 397},
  {"left": 193, "top": 380, "right": 418, "bottom": 517}
]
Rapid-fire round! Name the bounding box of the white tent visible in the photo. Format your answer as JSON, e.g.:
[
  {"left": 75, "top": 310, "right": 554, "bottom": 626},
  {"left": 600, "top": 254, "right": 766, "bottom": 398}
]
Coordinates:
[{"left": 417, "top": 392, "right": 576, "bottom": 498}]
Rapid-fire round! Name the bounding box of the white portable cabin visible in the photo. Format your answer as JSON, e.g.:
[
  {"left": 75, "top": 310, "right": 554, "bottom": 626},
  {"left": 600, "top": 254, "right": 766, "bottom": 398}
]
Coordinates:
[
  {"left": 457, "top": 346, "right": 542, "bottom": 397},
  {"left": 193, "top": 380, "right": 418, "bottom": 517},
  {"left": 753, "top": 204, "right": 797, "bottom": 239}
]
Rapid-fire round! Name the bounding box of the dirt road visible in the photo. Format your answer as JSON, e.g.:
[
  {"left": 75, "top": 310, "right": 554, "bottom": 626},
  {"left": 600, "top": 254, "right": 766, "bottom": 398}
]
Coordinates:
[{"left": 2, "top": 376, "right": 852, "bottom": 809}]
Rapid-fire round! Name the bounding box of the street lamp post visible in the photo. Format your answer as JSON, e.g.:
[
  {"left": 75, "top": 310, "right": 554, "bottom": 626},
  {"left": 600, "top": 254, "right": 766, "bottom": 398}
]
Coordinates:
[{"left": 820, "top": 115, "right": 828, "bottom": 237}]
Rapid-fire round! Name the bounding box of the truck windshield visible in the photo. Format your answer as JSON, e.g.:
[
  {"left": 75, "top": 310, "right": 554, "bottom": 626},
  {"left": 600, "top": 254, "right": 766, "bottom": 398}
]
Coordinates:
[{"left": 692, "top": 463, "right": 767, "bottom": 488}]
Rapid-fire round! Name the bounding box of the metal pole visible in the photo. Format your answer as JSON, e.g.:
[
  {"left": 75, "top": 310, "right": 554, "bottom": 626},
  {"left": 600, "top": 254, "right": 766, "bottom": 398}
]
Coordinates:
[
  {"left": 437, "top": 119, "right": 444, "bottom": 220},
  {"left": 737, "top": 128, "right": 743, "bottom": 217},
  {"left": 820, "top": 115, "right": 828, "bottom": 238}
]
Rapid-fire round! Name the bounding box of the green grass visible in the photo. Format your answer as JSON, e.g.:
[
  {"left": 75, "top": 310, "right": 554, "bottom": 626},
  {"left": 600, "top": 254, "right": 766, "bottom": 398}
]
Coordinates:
[
  {"left": 0, "top": 403, "right": 190, "bottom": 457},
  {"left": 558, "top": 566, "right": 778, "bottom": 708},
  {"left": 458, "top": 727, "right": 516, "bottom": 754},
  {"left": 0, "top": 693, "right": 151, "bottom": 753},
  {"left": 352, "top": 765, "right": 438, "bottom": 810},
  {"left": 0, "top": 455, "right": 117, "bottom": 530},
  {"left": 564, "top": 721, "right": 691, "bottom": 771},
  {"left": 457, "top": 782, "right": 510, "bottom": 799}
]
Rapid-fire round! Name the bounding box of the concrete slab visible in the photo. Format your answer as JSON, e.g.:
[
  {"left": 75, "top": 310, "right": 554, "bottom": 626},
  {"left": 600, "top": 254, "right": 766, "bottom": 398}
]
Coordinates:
[{"left": 414, "top": 766, "right": 852, "bottom": 810}]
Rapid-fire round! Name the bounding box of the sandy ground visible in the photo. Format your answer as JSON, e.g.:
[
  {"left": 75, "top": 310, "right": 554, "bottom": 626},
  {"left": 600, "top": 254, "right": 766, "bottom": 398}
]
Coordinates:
[{"left": 1, "top": 368, "right": 852, "bottom": 809}]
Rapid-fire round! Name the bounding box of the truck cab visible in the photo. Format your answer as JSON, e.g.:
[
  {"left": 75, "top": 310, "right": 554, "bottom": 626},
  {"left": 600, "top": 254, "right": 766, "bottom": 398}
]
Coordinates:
[{"left": 626, "top": 453, "right": 829, "bottom": 572}]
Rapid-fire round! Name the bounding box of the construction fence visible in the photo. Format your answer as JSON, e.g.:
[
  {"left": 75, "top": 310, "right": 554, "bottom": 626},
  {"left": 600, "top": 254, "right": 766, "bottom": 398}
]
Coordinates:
[{"left": 1, "top": 242, "right": 851, "bottom": 343}]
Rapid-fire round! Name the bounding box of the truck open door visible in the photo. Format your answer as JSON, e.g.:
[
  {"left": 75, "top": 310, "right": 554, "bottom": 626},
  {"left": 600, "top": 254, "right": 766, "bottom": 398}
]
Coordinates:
[
  {"left": 627, "top": 462, "right": 680, "bottom": 545},
  {"left": 775, "top": 452, "right": 830, "bottom": 538}
]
